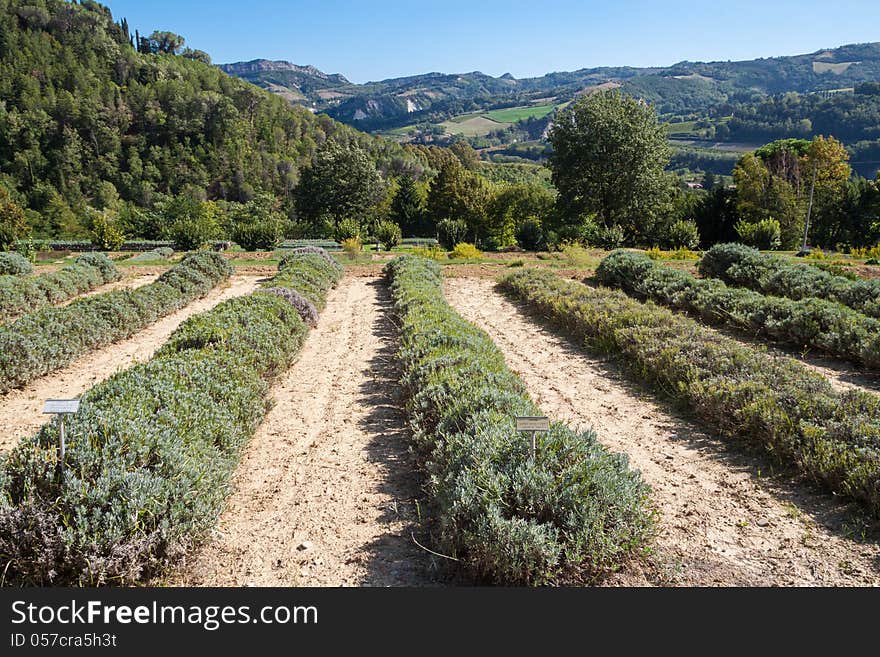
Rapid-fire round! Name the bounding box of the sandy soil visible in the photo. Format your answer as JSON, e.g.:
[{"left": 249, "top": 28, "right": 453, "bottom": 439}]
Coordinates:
[
  {"left": 444, "top": 277, "right": 880, "bottom": 586},
  {"left": 56, "top": 271, "right": 159, "bottom": 307},
  {"left": 171, "top": 277, "right": 439, "bottom": 587},
  {"left": 701, "top": 322, "right": 880, "bottom": 394},
  {"left": 0, "top": 276, "right": 261, "bottom": 452}
]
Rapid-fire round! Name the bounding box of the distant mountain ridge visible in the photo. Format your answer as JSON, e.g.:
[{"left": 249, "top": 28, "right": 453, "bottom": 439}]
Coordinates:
[{"left": 221, "top": 42, "right": 880, "bottom": 131}]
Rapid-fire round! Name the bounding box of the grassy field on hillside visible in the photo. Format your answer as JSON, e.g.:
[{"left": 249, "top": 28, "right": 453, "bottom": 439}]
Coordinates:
[{"left": 484, "top": 104, "right": 556, "bottom": 122}]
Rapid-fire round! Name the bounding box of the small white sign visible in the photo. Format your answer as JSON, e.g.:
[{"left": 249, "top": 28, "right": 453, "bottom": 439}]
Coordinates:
[
  {"left": 515, "top": 416, "right": 550, "bottom": 432},
  {"left": 42, "top": 399, "right": 80, "bottom": 414}
]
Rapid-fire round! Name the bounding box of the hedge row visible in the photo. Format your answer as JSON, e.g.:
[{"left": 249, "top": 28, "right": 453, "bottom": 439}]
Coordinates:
[
  {"left": 386, "top": 255, "right": 653, "bottom": 584},
  {"left": 18, "top": 239, "right": 232, "bottom": 253},
  {"left": 0, "top": 252, "right": 232, "bottom": 393},
  {"left": 500, "top": 268, "right": 880, "bottom": 517},
  {"left": 596, "top": 250, "right": 880, "bottom": 368},
  {"left": 700, "top": 243, "right": 880, "bottom": 318},
  {"left": 0, "top": 253, "right": 32, "bottom": 276},
  {"left": 275, "top": 251, "right": 344, "bottom": 310},
  {"left": 0, "top": 249, "right": 343, "bottom": 584},
  {"left": 0, "top": 253, "right": 120, "bottom": 325}
]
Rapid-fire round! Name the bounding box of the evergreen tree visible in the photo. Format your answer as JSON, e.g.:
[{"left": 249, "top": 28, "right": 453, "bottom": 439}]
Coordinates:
[{"left": 390, "top": 175, "right": 427, "bottom": 236}]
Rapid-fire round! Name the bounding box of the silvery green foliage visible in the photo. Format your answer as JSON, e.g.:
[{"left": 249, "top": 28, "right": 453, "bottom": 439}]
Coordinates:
[
  {"left": 273, "top": 252, "right": 344, "bottom": 309},
  {"left": 0, "top": 252, "right": 121, "bottom": 324},
  {"left": 0, "top": 252, "right": 232, "bottom": 393},
  {"left": 700, "top": 243, "right": 880, "bottom": 318},
  {"left": 597, "top": 249, "right": 880, "bottom": 368},
  {"left": 279, "top": 246, "right": 343, "bottom": 275},
  {"left": 262, "top": 287, "right": 319, "bottom": 327},
  {"left": 386, "top": 255, "right": 653, "bottom": 585},
  {"left": 0, "top": 252, "right": 32, "bottom": 276},
  {"left": 501, "top": 267, "right": 880, "bottom": 519},
  {"left": 0, "top": 252, "right": 345, "bottom": 584},
  {"left": 127, "top": 247, "right": 174, "bottom": 263}
]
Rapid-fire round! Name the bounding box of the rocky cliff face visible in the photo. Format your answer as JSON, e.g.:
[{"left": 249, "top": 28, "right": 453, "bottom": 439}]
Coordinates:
[{"left": 219, "top": 59, "right": 350, "bottom": 85}]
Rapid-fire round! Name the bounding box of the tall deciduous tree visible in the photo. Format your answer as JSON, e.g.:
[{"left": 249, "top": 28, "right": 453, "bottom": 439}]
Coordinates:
[
  {"left": 426, "top": 161, "right": 491, "bottom": 244},
  {"left": 295, "top": 140, "right": 384, "bottom": 232},
  {"left": 734, "top": 136, "right": 852, "bottom": 249},
  {"left": 548, "top": 90, "right": 671, "bottom": 242}
]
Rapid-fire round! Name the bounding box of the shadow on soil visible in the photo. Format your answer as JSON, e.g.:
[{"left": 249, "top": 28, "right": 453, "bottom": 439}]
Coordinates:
[
  {"left": 496, "top": 283, "right": 880, "bottom": 579},
  {"left": 353, "top": 279, "right": 463, "bottom": 586}
]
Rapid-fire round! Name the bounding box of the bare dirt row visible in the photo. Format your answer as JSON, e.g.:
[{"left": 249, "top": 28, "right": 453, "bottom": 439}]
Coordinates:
[
  {"left": 171, "top": 276, "right": 438, "bottom": 587},
  {"left": 0, "top": 275, "right": 261, "bottom": 452},
  {"left": 444, "top": 277, "right": 880, "bottom": 586}
]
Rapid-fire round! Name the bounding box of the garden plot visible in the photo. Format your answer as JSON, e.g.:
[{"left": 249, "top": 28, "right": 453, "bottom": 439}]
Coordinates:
[
  {"left": 445, "top": 277, "right": 880, "bottom": 586},
  {"left": 0, "top": 276, "right": 260, "bottom": 452},
  {"left": 56, "top": 271, "right": 159, "bottom": 306},
  {"left": 173, "top": 276, "right": 438, "bottom": 587}
]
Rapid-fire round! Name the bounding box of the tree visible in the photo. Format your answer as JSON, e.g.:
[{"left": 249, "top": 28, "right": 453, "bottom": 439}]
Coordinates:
[
  {"left": 548, "top": 90, "right": 671, "bottom": 243},
  {"left": 487, "top": 183, "right": 554, "bottom": 249},
  {"left": 375, "top": 220, "right": 402, "bottom": 251},
  {"left": 390, "top": 175, "right": 428, "bottom": 236},
  {"left": 231, "top": 194, "right": 286, "bottom": 251},
  {"left": 426, "top": 161, "right": 491, "bottom": 245},
  {"left": 296, "top": 141, "right": 384, "bottom": 234},
  {"left": 148, "top": 31, "right": 186, "bottom": 55},
  {"left": 160, "top": 196, "right": 220, "bottom": 251},
  {"left": 0, "top": 187, "right": 29, "bottom": 251},
  {"left": 449, "top": 140, "right": 480, "bottom": 170},
  {"left": 701, "top": 171, "right": 717, "bottom": 191},
  {"left": 734, "top": 136, "right": 851, "bottom": 249},
  {"left": 181, "top": 48, "right": 211, "bottom": 65}
]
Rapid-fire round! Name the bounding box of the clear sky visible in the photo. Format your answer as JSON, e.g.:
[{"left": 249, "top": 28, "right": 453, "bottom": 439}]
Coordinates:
[{"left": 104, "top": 0, "right": 880, "bottom": 84}]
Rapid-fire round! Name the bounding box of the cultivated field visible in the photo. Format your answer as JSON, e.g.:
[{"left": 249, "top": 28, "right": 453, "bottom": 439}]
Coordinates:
[{"left": 1, "top": 245, "right": 879, "bottom": 586}]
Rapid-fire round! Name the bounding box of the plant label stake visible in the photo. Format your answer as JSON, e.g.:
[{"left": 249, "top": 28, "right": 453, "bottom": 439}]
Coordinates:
[
  {"left": 515, "top": 416, "right": 550, "bottom": 460},
  {"left": 42, "top": 399, "right": 80, "bottom": 477}
]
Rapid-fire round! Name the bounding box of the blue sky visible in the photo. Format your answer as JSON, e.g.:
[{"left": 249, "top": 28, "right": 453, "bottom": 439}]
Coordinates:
[{"left": 104, "top": 0, "right": 880, "bottom": 83}]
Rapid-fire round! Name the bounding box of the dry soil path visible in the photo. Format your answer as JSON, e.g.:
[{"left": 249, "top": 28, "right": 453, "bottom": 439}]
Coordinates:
[
  {"left": 0, "top": 275, "right": 261, "bottom": 451},
  {"left": 56, "top": 271, "right": 159, "bottom": 307},
  {"left": 172, "top": 276, "right": 438, "bottom": 587},
  {"left": 444, "top": 277, "right": 880, "bottom": 587}
]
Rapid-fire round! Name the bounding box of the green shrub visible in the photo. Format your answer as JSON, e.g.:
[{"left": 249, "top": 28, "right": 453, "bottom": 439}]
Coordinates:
[
  {"left": 167, "top": 215, "right": 219, "bottom": 251},
  {"left": 127, "top": 247, "right": 174, "bottom": 263},
  {"left": 386, "top": 255, "right": 653, "bottom": 584},
  {"left": 585, "top": 223, "right": 626, "bottom": 250},
  {"left": 0, "top": 253, "right": 120, "bottom": 324},
  {"left": 597, "top": 249, "right": 880, "bottom": 368},
  {"left": 561, "top": 242, "right": 595, "bottom": 267},
  {"left": 340, "top": 237, "right": 362, "bottom": 260},
  {"left": 515, "top": 218, "right": 546, "bottom": 251},
  {"left": 0, "top": 252, "right": 341, "bottom": 584},
  {"left": 375, "top": 220, "right": 402, "bottom": 251},
  {"left": 0, "top": 252, "right": 32, "bottom": 276},
  {"left": 272, "top": 250, "right": 343, "bottom": 310},
  {"left": 0, "top": 252, "right": 232, "bottom": 393},
  {"left": 437, "top": 218, "right": 468, "bottom": 250},
  {"left": 233, "top": 220, "right": 284, "bottom": 251},
  {"left": 88, "top": 211, "right": 126, "bottom": 251},
  {"left": 500, "top": 267, "right": 880, "bottom": 518},
  {"left": 663, "top": 220, "right": 700, "bottom": 249},
  {"left": 701, "top": 243, "right": 880, "bottom": 319},
  {"left": 449, "top": 243, "right": 481, "bottom": 259},
  {"left": 333, "top": 217, "right": 362, "bottom": 242},
  {"left": 735, "top": 218, "right": 782, "bottom": 250}
]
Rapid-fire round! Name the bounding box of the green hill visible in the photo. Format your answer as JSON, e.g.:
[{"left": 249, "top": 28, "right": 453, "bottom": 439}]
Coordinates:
[{"left": 0, "top": 0, "right": 414, "bottom": 229}]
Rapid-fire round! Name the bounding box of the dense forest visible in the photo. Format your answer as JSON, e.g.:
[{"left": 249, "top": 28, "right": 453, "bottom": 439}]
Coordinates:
[{"left": 0, "top": 0, "right": 422, "bottom": 239}]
